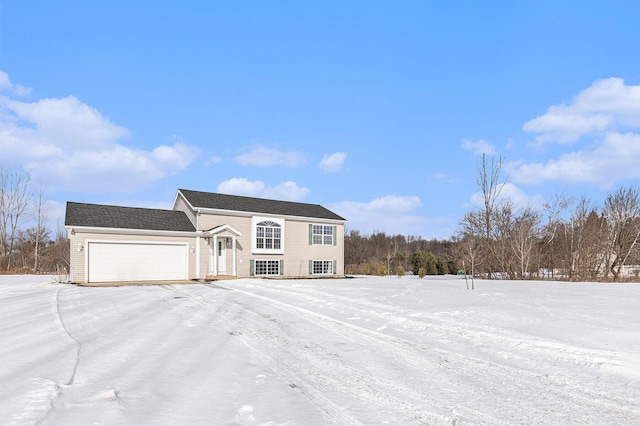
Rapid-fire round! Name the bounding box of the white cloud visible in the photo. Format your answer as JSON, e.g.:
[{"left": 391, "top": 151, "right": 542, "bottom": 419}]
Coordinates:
[
  {"left": 462, "top": 139, "right": 496, "bottom": 155},
  {"left": 0, "top": 73, "right": 198, "bottom": 192},
  {"left": 318, "top": 151, "right": 347, "bottom": 173},
  {"left": 152, "top": 142, "right": 196, "bottom": 169},
  {"left": 367, "top": 195, "right": 421, "bottom": 213},
  {"left": 328, "top": 195, "right": 429, "bottom": 236},
  {"left": 523, "top": 77, "right": 640, "bottom": 144},
  {"left": 217, "top": 178, "right": 266, "bottom": 195},
  {"left": 1, "top": 95, "right": 128, "bottom": 150},
  {"left": 0, "top": 71, "right": 31, "bottom": 96},
  {"left": 217, "top": 178, "right": 309, "bottom": 201},
  {"left": 511, "top": 78, "right": 640, "bottom": 188},
  {"left": 263, "top": 181, "right": 310, "bottom": 200},
  {"left": 510, "top": 131, "right": 640, "bottom": 188},
  {"left": 235, "top": 146, "right": 306, "bottom": 167}
]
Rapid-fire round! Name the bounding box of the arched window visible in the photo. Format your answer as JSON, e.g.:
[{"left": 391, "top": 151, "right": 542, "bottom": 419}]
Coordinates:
[{"left": 256, "top": 220, "right": 281, "bottom": 250}]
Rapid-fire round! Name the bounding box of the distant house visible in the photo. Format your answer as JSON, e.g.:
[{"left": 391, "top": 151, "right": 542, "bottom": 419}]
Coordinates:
[{"left": 65, "top": 189, "right": 346, "bottom": 284}]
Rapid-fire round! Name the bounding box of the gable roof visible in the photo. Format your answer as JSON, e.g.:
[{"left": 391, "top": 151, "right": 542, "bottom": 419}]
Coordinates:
[
  {"left": 65, "top": 202, "right": 196, "bottom": 232},
  {"left": 178, "top": 189, "right": 346, "bottom": 221}
]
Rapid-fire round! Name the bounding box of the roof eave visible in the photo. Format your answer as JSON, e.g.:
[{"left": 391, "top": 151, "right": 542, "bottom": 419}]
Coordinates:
[
  {"left": 66, "top": 225, "right": 200, "bottom": 237},
  {"left": 193, "top": 206, "right": 346, "bottom": 223}
]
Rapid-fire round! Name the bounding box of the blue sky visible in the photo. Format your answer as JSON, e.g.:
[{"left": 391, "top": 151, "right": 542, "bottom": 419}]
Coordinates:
[{"left": 1, "top": 1, "right": 639, "bottom": 239}]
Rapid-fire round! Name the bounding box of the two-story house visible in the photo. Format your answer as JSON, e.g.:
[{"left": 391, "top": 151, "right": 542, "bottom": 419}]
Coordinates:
[{"left": 64, "top": 189, "right": 346, "bottom": 284}]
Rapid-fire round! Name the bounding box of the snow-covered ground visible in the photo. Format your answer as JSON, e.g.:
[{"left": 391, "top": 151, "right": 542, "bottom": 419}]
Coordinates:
[{"left": 1, "top": 275, "right": 639, "bottom": 425}]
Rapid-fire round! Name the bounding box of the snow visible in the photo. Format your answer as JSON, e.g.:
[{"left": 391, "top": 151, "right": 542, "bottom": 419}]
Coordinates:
[{"left": 1, "top": 274, "right": 639, "bottom": 425}]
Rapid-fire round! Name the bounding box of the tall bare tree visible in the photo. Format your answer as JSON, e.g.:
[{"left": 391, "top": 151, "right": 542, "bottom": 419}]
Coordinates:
[
  {"left": 31, "top": 182, "right": 49, "bottom": 271},
  {"left": 0, "top": 166, "right": 31, "bottom": 270},
  {"left": 475, "top": 153, "right": 508, "bottom": 278},
  {"left": 477, "top": 154, "right": 505, "bottom": 241}
]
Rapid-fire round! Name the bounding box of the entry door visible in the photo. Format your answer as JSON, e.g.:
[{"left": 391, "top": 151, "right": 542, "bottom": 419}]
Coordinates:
[{"left": 217, "top": 238, "right": 227, "bottom": 274}]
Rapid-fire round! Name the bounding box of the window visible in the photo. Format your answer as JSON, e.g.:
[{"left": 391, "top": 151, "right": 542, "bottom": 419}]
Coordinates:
[
  {"left": 252, "top": 217, "right": 285, "bottom": 254},
  {"left": 311, "top": 225, "right": 334, "bottom": 245},
  {"left": 311, "top": 260, "right": 334, "bottom": 275},
  {"left": 256, "top": 221, "right": 281, "bottom": 250},
  {"left": 254, "top": 260, "right": 280, "bottom": 275}
]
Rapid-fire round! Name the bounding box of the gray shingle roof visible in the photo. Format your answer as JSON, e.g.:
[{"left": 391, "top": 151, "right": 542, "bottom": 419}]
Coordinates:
[
  {"left": 179, "top": 189, "right": 346, "bottom": 221},
  {"left": 65, "top": 202, "right": 195, "bottom": 232}
]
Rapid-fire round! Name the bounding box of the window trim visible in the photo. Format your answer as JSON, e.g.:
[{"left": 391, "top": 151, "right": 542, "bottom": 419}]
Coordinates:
[
  {"left": 252, "top": 216, "right": 285, "bottom": 254},
  {"left": 310, "top": 259, "right": 336, "bottom": 275},
  {"left": 309, "top": 224, "right": 336, "bottom": 246},
  {"left": 251, "top": 259, "right": 283, "bottom": 276}
]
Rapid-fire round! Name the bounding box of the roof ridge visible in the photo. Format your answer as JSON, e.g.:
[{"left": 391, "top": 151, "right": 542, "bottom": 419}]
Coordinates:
[
  {"left": 178, "top": 189, "right": 346, "bottom": 221},
  {"left": 179, "top": 188, "right": 324, "bottom": 206}
]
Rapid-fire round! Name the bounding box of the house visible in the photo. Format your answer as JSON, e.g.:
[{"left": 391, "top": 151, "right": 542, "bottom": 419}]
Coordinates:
[{"left": 64, "top": 189, "right": 347, "bottom": 284}]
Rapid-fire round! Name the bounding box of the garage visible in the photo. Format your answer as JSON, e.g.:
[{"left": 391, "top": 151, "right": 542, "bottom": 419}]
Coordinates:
[{"left": 87, "top": 241, "right": 189, "bottom": 283}]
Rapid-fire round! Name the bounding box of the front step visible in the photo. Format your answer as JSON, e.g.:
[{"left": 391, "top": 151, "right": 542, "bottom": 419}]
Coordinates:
[{"left": 205, "top": 274, "right": 237, "bottom": 281}]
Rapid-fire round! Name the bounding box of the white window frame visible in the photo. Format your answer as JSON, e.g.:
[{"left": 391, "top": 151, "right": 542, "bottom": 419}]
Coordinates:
[
  {"left": 252, "top": 216, "right": 285, "bottom": 254},
  {"left": 254, "top": 260, "right": 281, "bottom": 276},
  {"left": 312, "top": 260, "right": 334, "bottom": 275},
  {"left": 312, "top": 224, "right": 334, "bottom": 245}
]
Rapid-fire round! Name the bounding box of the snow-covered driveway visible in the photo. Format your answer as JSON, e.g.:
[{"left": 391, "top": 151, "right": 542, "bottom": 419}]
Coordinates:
[{"left": 1, "top": 275, "right": 639, "bottom": 425}]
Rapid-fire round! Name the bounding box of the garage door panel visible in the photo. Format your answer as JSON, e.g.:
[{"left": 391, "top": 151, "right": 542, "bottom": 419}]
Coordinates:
[{"left": 88, "top": 242, "right": 188, "bottom": 282}]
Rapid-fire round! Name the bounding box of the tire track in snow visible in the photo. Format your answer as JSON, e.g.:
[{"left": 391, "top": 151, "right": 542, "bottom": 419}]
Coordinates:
[
  {"left": 54, "top": 287, "right": 82, "bottom": 386},
  {"left": 189, "top": 285, "right": 498, "bottom": 425},
  {"left": 217, "top": 286, "right": 513, "bottom": 425},
  {"left": 246, "top": 283, "right": 637, "bottom": 411},
  {"left": 33, "top": 287, "right": 83, "bottom": 426},
  {"left": 254, "top": 284, "right": 617, "bottom": 370},
  {"left": 161, "top": 284, "right": 364, "bottom": 426},
  {"left": 221, "top": 282, "right": 639, "bottom": 425}
]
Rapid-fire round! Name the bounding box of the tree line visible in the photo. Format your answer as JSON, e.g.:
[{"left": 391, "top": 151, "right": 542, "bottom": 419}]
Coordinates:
[
  {"left": 0, "top": 166, "right": 69, "bottom": 275},
  {"left": 456, "top": 154, "right": 640, "bottom": 283},
  {"left": 344, "top": 230, "right": 457, "bottom": 277},
  {"left": 345, "top": 154, "right": 640, "bottom": 283}
]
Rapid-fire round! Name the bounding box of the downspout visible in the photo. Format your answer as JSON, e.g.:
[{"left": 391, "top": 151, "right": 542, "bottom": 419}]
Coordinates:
[
  {"left": 66, "top": 227, "right": 74, "bottom": 282},
  {"left": 212, "top": 235, "right": 218, "bottom": 276},
  {"left": 232, "top": 236, "right": 237, "bottom": 276},
  {"left": 195, "top": 235, "right": 200, "bottom": 280}
]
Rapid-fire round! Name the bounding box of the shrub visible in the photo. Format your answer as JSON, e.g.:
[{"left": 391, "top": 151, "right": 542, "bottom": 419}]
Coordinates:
[
  {"left": 377, "top": 261, "right": 388, "bottom": 276},
  {"left": 418, "top": 267, "right": 426, "bottom": 278}
]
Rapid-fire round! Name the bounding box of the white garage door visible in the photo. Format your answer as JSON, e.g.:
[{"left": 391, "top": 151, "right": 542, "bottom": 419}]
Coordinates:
[{"left": 88, "top": 241, "right": 188, "bottom": 282}]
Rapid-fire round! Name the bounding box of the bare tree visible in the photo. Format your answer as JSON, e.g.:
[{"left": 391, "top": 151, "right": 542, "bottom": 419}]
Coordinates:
[
  {"left": 475, "top": 153, "right": 508, "bottom": 278},
  {"left": 31, "top": 182, "right": 49, "bottom": 272},
  {"left": 458, "top": 236, "right": 485, "bottom": 290},
  {"left": 510, "top": 207, "right": 541, "bottom": 279},
  {"left": 603, "top": 186, "right": 640, "bottom": 280},
  {"left": 477, "top": 153, "right": 505, "bottom": 241},
  {"left": 561, "top": 196, "right": 607, "bottom": 280},
  {"left": 0, "top": 166, "right": 31, "bottom": 271},
  {"left": 540, "top": 193, "right": 573, "bottom": 278}
]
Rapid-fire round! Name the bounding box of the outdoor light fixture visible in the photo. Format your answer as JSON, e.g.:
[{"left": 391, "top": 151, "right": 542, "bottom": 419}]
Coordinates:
[
  {"left": 190, "top": 246, "right": 196, "bottom": 254},
  {"left": 78, "top": 244, "right": 84, "bottom": 252}
]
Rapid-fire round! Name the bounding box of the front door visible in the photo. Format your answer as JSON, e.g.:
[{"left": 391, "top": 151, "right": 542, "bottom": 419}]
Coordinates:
[{"left": 217, "top": 238, "right": 227, "bottom": 274}]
